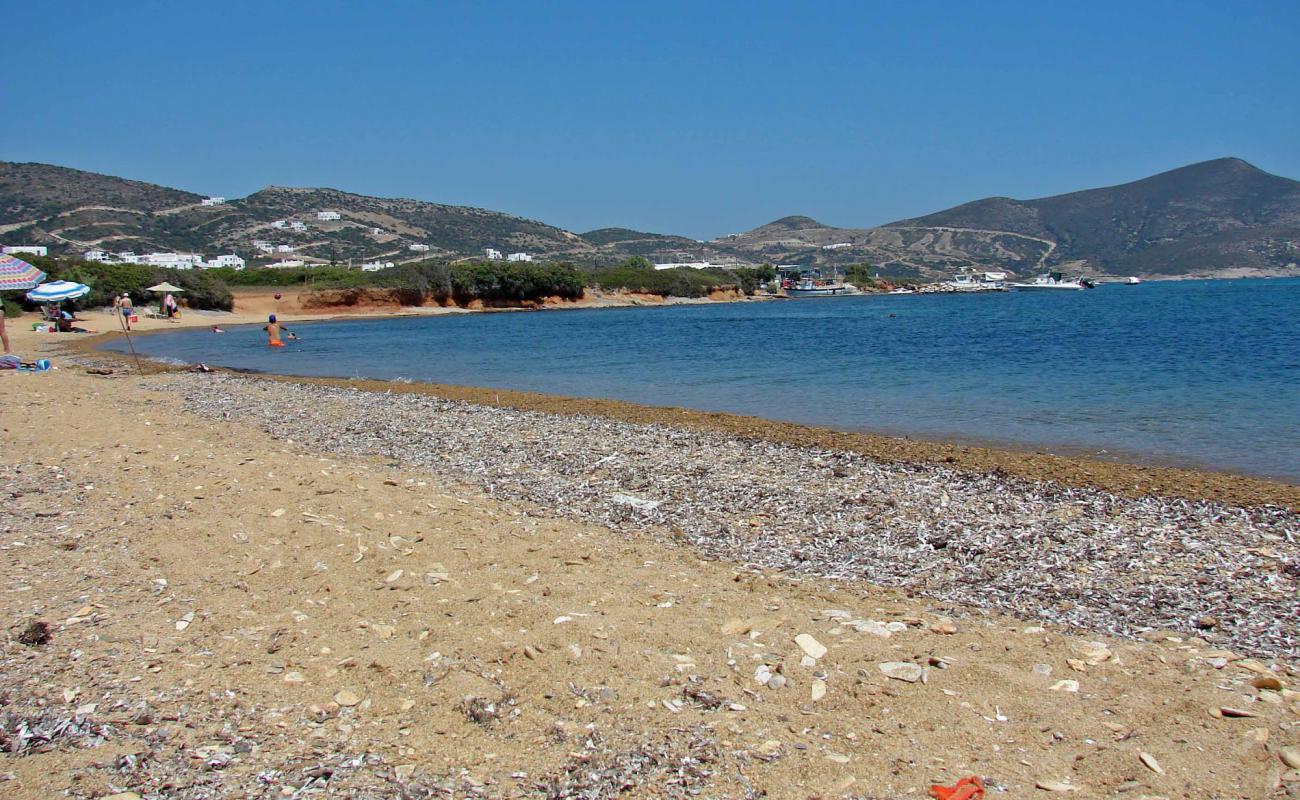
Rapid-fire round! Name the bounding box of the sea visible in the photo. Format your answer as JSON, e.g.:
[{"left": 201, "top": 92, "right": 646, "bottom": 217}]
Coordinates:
[{"left": 105, "top": 277, "right": 1300, "bottom": 481}]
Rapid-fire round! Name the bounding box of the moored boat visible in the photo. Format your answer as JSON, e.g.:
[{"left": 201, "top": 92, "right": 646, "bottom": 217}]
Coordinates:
[{"left": 1009, "top": 271, "right": 1091, "bottom": 291}]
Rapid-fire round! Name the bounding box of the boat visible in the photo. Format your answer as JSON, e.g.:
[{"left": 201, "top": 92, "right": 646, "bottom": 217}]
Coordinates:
[
  {"left": 939, "top": 269, "right": 1008, "bottom": 292},
  {"left": 1126, "top": 276, "right": 1142, "bottom": 285},
  {"left": 785, "top": 277, "right": 854, "bottom": 296},
  {"left": 1008, "top": 271, "right": 1091, "bottom": 291},
  {"left": 888, "top": 288, "right": 915, "bottom": 295},
  {"left": 779, "top": 266, "right": 855, "bottom": 297}
]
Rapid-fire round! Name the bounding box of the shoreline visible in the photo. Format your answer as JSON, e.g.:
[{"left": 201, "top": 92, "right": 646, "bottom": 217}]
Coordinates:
[
  {"left": 42, "top": 299, "right": 1300, "bottom": 511},
  {"left": 2, "top": 316, "right": 1297, "bottom": 798}
]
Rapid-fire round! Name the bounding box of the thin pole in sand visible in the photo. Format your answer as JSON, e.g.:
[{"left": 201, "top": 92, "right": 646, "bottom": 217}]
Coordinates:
[{"left": 115, "top": 309, "right": 145, "bottom": 375}]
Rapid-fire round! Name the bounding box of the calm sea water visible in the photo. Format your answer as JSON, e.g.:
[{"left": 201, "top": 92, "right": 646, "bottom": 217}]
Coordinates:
[{"left": 107, "top": 278, "right": 1300, "bottom": 480}]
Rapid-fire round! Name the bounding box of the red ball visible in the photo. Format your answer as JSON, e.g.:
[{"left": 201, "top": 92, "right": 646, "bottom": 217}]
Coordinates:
[{"left": 274, "top": 292, "right": 282, "bottom": 300}]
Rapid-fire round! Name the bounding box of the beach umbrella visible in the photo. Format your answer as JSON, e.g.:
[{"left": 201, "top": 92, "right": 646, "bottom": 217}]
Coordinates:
[
  {"left": 26, "top": 280, "right": 91, "bottom": 303},
  {"left": 145, "top": 281, "right": 185, "bottom": 292},
  {"left": 0, "top": 254, "right": 47, "bottom": 291}
]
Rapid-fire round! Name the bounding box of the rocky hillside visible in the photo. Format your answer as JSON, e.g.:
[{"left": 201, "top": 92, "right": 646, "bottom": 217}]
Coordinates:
[
  {"left": 720, "top": 158, "right": 1300, "bottom": 278},
  {"left": 3, "top": 158, "right": 1298, "bottom": 277}
]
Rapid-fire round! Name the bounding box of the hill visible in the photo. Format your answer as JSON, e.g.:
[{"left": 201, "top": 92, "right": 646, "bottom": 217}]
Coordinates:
[
  {"left": 892, "top": 157, "right": 1300, "bottom": 275},
  {"left": 719, "top": 158, "right": 1300, "bottom": 278},
  {"left": 3, "top": 158, "right": 1299, "bottom": 278}
]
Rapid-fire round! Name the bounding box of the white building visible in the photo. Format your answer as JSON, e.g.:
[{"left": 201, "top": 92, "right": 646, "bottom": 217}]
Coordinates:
[
  {"left": 205, "top": 254, "right": 246, "bottom": 270},
  {"left": 252, "top": 239, "right": 274, "bottom": 253},
  {"left": 821, "top": 242, "right": 852, "bottom": 250},
  {"left": 140, "top": 252, "right": 205, "bottom": 270},
  {"left": 409, "top": 243, "right": 431, "bottom": 252},
  {"left": 369, "top": 227, "right": 383, "bottom": 236},
  {"left": 507, "top": 252, "right": 534, "bottom": 262},
  {"left": 289, "top": 221, "right": 308, "bottom": 231},
  {"left": 83, "top": 249, "right": 111, "bottom": 262},
  {"left": 3, "top": 245, "right": 48, "bottom": 256},
  {"left": 270, "top": 220, "right": 287, "bottom": 229},
  {"left": 485, "top": 248, "right": 503, "bottom": 260},
  {"left": 267, "top": 259, "right": 306, "bottom": 269},
  {"left": 276, "top": 244, "right": 296, "bottom": 253},
  {"left": 316, "top": 211, "right": 341, "bottom": 221},
  {"left": 360, "top": 260, "right": 395, "bottom": 272},
  {"left": 201, "top": 197, "right": 226, "bottom": 206}
]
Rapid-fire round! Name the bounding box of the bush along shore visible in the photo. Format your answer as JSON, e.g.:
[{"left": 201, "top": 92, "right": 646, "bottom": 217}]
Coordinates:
[{"left": 8, "top": 256, "right": 777, "bottom": 318}]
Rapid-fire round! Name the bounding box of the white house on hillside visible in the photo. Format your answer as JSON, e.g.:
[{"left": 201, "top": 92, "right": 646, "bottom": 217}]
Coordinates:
[
  {"left": 83, "top": 249, "right": 111, "bottom": 262},
  {"left": 507, "top": 252, "right": 534, "bottom": 262},
  {"left": 141, "top": 252, "right": 206, "bottom": 270},
  {"left": 201, "top": 197, "right": 226, "bottom": 206},
  {"left": 289, "top": 221, "right": 308, "bottom": 231},
  {"left": 409, "top": 243, "right": 431, "bottom": 252},
  {"left": 316, "top": 211, "right": 341, "bottom": 221},
  {"left": 205, "top": 254, "right": 246, "bottom": 270},
  {"left": 267, "top": 260, "right": 306, "bottom": 269},
  {"left": 3, "top": 245, "right": 48, "bottom": 256},
  {"left": 485, "top": 248, "right": 503, "bottom": 260},
  {"left": 270, "top": 220, "right": 287, "bottom": 229},
  {"left": 276, "top": 244, "right": 295, "bottom": 253},
  {"left": 360, "top": 260, "right": 395, "bottom": 272}
]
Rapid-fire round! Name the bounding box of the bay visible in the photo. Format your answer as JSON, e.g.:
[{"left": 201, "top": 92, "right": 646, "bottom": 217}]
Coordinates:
[{"left": 106, "top": 277, "right": 1300, "bottom": 481}]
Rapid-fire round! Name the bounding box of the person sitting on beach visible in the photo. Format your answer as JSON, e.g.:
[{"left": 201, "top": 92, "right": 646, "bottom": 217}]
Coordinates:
[
  {"left": 263, "top": 314, "right": 289, "bottom": 347},
  {"left": 56, "top": 311, "right": 95, "bottom": 334}
]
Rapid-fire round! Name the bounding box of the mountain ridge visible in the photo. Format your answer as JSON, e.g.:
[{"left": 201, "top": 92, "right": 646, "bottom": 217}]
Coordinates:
[{"left": 2, "top": 157, "right": 1298, "bottom": 278}]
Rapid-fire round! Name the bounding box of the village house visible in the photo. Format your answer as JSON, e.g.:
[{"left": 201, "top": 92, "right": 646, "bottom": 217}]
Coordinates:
[
  {"left": 200, "top": 197, "right": 226, "bottom": 206},
  {"left": 485, "top": 248, "right": 503, "bottom": 260},
  {"left": 3, "top": 245, "right": 48, "bottom": 256},
  {"left": 409, "top": 243, "right": 431, "bottom": 252},
  {"left": 360, "top": 260, "right": 395, "bottom": 272},
  {"left": 204, "top": 254, "right": 246, "bottom": 270},
  {"left": 507, "top": 252, "right": 534, "bottom": 262},
  {"left": 316, "top": 211, "right": 341, "bottom": 221}
]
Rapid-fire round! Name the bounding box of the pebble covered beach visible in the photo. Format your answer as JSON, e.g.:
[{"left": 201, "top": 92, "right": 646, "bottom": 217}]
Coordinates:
[{"left": 0, "top": 331, "right": 1297, "bottom": 798}]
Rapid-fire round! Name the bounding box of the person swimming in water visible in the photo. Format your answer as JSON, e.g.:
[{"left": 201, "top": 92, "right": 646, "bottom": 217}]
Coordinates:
[
  {"left": 211, "top": 325, "right": 226, "bottom": 333},
  {"left": 263, "top": 314, "right": 290, "bottom": 347}
]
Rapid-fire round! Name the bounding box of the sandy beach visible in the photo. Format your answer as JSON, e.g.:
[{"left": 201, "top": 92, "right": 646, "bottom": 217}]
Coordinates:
[{"left": 1, "top": 310, "right": 1298, "bottom": 798}]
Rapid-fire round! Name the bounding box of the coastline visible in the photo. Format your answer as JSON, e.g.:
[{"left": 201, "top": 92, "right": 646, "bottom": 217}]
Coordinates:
[
  {"left": 40, "top": 292, "right": 1300, "bottom": 510},
  {"left": 2, "top": 314, "right": 1297, "bottom": 798}
]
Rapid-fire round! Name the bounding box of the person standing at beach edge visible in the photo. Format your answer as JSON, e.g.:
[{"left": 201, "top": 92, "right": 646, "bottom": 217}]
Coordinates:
[{"left": 120, "top": 293, "right": 134, "bottom": 330}]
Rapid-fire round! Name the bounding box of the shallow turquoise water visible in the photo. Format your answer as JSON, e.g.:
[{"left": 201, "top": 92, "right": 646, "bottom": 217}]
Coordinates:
[{"left": 107, "top": 278, "right": 1300, "bottom": 480}]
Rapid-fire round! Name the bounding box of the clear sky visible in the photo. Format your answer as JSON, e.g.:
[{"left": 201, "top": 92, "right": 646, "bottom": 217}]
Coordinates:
[{"left": 4, "top": 1, "right": 1298, "bottom": 239}]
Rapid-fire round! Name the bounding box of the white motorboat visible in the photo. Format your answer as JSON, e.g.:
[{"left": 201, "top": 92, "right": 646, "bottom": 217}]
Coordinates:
[
  {"left": 942, "top": 269, "right": 1007, "bottom": 292},
  {"left": 1009, "top": 272, "right": 1091, "bottom": 291}
]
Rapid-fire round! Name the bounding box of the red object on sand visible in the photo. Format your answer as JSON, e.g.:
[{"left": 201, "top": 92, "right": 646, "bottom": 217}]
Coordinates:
[{"left": 929, "top": 775, "right": 984, "bottom": 800}]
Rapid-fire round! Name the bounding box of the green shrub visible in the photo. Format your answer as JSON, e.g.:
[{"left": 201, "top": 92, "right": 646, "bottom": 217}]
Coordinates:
[{"left": 18, "top": 256, "right": 233, "bottom": 311}]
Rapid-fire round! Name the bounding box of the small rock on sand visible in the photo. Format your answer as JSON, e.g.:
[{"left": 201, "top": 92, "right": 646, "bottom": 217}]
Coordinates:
[
  {"left": 1035, "top": 779, "right": 1078, "bottom": 792},
  {"left": 1280, "top": 746, "right": 1300, "bottom": 769},
  {"left": 878, "top": 661, "right": 925, "bottom": 683},
  {"left": 334, "top": 689, "right": 362, "bottom": 707},
  {"left": 721, "top": 619, "right": 751, "bottom": 636},
  {"left": 1139, "top": 751, "right": 1164, "bottom": 774},
  {"left": 794, "top": 633, "right": 826, "bottom": 659}
]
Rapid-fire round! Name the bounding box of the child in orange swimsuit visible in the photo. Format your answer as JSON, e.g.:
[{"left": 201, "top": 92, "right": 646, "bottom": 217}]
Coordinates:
[{"left": 264, "top": 314, "right": 289, "bottom": 347}]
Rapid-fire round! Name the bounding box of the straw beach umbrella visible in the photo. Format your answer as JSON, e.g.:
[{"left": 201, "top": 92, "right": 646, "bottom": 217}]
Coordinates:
[
  {"left": 145, "top": 281, "right": 185, "bottom": 293},
  {"left": 0, "top": 254, "right": 47, "bottom": 291}
]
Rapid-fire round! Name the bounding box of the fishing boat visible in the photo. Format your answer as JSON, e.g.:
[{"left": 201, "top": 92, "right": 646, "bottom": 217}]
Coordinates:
[
  {"left": 1126, "top": 276, "right": 1142, "bottom": 285},
  {"left": 1008, "top": 271, "right": 1091, "bottom": 291},
  {"left": 779, "top": 266, "right": 855, "bottom": 297}
]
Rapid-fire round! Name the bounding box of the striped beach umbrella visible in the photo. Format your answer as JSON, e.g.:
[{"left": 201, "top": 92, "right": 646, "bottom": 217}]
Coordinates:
[
  {"left": 26, "top": 280, "right": 91, "bottom": 303},
  {"left": 0, "top": 254, "right": 47, "bottom": 291}
]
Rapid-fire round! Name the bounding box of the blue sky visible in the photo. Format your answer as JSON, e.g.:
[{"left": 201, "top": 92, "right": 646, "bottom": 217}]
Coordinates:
[{"left": 4, "top": 1, "right": 1298, "bottom": 238}]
